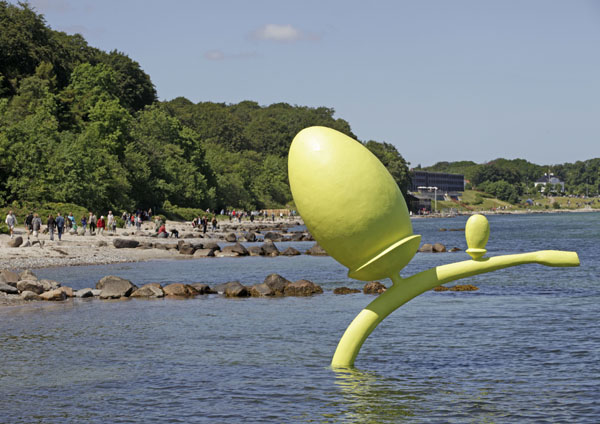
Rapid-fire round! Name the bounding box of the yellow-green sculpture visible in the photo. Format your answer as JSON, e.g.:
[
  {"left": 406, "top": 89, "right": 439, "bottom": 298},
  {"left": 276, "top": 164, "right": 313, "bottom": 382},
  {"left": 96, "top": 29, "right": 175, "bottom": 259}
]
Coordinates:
[{"left": 288, "top": 126, "right": 580, "bottom": 368}]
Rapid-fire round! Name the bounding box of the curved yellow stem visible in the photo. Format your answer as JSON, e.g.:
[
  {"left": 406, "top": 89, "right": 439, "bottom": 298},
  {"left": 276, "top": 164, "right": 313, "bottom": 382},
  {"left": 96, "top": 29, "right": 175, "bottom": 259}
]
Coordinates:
[{"left": 331, "top": 250, "right": 580, "bottom": 368}]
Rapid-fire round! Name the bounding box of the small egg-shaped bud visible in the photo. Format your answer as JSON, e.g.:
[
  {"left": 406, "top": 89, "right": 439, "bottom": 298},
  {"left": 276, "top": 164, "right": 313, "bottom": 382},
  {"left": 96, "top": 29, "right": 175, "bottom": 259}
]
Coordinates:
[{"left": 465, "top": 214, "right": 489, "bottom": 260}]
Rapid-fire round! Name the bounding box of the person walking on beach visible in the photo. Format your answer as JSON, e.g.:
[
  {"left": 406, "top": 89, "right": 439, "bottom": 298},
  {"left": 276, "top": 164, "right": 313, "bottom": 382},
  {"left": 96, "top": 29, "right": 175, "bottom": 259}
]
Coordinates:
[
  {"left": 89, "top": 213, "right": 97, "bottom": 235},
  {"left": 201, "top": 216, "right": 208, "bottom": 234},
  {"left": 211, "top": 216, "right": 217, "bottom": 231},
  {"left": 5, "top": 210, "right": 17, "bottom": 239},
  {"left": 97, "top": 216, "right": 105, "bottom": 235},
  {"left": 67, "top": 212, "right": 76, "bottom": 230},
  {"left": 56, "top": 212, "right": 65, "bottom": 241},
  {"left": 81, "top": 215, "right": 87, "bottom": 234},
  {"left": 47, "top": 214, "right": 56, "bottom": 241},
  {"left": 25, "top": 212, "right": 33, "bottom": 236},
  {"left": 32, "top": 213, "right": 42, "bottom": 240},
  {"left": 107, "top": 211, "right": 114, "bottom": 233}
]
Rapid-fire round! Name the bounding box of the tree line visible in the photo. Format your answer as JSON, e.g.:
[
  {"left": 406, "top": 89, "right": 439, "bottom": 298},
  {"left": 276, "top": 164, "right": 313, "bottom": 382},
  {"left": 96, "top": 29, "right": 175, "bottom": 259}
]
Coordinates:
[
  {"left": 420, "top": 157, "right": 599, "bottom": 203},
  {"left": 0, "top": 1, "right": 411, "bottom": 215}
]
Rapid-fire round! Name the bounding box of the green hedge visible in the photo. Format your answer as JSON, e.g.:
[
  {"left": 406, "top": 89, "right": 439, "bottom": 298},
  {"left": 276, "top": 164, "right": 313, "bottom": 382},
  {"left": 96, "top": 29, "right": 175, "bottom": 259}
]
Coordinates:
[{"left": 161, "top": 201, "right": 209, "bottom": 221}]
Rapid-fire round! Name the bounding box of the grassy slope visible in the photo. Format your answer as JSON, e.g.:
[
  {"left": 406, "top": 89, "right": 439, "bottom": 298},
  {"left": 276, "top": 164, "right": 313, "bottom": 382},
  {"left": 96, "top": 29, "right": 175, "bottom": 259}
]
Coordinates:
[{"left": 435, "top": 190, "right": 600, "bottom": 212}]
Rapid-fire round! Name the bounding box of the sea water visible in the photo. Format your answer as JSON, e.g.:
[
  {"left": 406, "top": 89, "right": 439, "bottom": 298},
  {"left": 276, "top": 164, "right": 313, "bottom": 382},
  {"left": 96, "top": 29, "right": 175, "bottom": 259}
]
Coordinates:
[{"left": 1, "top": 213, "right": 599, "bottom": 423}]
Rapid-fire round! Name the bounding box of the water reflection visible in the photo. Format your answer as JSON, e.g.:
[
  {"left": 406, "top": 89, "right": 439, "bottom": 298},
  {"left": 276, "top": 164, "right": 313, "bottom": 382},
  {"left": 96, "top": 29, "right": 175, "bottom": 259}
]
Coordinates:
[{"left": 329, "top": 367, "right": 416, "bottom": 422}]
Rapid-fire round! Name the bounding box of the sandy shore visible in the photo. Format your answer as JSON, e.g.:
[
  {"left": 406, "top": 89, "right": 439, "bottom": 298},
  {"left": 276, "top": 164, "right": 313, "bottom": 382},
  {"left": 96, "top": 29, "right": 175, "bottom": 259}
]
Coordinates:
[{"left": 0, "top": 218, "right": 303, "bottom": 271}]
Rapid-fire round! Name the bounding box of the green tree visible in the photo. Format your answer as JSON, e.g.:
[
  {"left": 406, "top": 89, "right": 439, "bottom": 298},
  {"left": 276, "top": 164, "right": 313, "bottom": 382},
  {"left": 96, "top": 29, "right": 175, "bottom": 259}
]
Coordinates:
[{"left": 365, "top": 141, "right": 411, "bottom": 194}]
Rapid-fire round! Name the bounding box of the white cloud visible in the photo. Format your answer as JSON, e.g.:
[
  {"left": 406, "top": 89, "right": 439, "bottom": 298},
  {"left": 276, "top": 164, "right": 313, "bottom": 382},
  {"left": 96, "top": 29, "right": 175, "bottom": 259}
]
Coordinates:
[{"left": 251, "top": 24, "right": 319, "bottom": 42}]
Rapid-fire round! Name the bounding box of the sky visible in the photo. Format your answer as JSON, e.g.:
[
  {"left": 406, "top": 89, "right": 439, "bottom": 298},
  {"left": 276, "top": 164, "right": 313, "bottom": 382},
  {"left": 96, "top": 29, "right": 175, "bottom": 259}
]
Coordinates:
[{"left": 17, "top": 0, "right": 600, "bottom": 167}]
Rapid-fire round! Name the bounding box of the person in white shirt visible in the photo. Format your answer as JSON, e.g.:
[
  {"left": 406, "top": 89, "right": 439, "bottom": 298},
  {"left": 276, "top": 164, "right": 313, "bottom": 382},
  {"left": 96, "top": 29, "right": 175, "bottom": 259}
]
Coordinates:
[{"left": 5, "top": 210, "right": 17, "bottom": 239}]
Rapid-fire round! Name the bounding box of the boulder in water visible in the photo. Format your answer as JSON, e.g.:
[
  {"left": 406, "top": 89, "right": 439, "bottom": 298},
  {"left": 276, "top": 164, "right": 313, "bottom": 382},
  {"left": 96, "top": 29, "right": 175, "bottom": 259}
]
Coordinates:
[
  {"left": 284, "top": 279, "right": 323, "bottom": 296},
  {"left": 363, "top": 281, "right": 386, "bottom": 294}
]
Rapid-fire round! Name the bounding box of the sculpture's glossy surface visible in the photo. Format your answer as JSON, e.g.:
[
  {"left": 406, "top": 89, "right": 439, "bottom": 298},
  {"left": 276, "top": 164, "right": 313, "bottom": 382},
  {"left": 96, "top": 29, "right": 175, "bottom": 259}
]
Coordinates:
[
  {"left": 288, "top": 126, "right": 580, "bottom": 368},
  {"left": 288, "top": 126, "right": 420, "bottom": 281}
]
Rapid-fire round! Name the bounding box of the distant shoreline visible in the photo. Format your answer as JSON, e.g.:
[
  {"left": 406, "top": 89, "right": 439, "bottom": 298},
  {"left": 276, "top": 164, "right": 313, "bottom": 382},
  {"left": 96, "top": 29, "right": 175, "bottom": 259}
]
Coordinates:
[{"left": 411, "top": 207, "right": 599, "bottom": 219}]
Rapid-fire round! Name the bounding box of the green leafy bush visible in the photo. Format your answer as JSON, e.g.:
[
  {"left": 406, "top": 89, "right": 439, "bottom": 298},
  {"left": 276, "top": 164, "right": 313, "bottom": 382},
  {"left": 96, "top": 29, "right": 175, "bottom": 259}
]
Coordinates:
[{"left": 161, "top": 201, "right": 206, "bottom": 221}]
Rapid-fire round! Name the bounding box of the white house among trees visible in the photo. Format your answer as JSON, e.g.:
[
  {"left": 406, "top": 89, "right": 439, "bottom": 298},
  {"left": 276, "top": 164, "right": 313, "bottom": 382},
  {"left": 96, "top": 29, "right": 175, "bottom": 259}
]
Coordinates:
[{"left": 534, "top": 173, "right": 565, "bottom": 193}]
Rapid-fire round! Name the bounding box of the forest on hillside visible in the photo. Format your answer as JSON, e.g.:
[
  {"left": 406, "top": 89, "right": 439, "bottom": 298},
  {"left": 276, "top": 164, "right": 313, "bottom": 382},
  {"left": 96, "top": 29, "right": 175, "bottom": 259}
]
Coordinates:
[
  {"left": 0, "top": 1, "right": 410, "bottom": 215},
  {"left": 1, "top": 2, "right": 597, "bottom": 216}
]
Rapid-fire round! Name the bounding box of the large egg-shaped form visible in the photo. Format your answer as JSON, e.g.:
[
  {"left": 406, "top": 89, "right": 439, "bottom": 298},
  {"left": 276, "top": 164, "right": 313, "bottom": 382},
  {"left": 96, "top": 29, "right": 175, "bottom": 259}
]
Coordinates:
[{"left": 288, "top": 126, "right": 421, "bottom": 281}]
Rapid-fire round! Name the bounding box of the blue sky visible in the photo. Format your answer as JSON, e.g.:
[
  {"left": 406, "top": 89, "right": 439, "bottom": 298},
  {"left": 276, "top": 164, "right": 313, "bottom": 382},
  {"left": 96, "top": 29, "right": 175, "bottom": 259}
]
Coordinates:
[{"left": 20, "top": 0, "right": 600, "bottom": 167}]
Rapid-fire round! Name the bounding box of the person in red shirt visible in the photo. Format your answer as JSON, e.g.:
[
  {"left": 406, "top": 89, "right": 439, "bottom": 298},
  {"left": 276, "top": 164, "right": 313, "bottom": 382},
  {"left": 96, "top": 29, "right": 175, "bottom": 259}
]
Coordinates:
[{"left": 97, "top": 215, "right": 105, "bottom": 235}]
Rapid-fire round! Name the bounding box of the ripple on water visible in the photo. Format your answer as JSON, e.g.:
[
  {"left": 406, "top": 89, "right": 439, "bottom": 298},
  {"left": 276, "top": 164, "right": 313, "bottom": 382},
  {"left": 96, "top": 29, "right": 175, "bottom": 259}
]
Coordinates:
[{"left": 0, "top": 213, "right": 599, "bottom": 423}]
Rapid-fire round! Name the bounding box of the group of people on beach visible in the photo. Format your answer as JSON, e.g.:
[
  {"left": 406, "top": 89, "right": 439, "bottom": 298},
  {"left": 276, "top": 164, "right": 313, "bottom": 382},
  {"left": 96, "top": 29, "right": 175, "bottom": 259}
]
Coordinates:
[{"left": 4, "top": 208, "right": 158, "bottom": 241}]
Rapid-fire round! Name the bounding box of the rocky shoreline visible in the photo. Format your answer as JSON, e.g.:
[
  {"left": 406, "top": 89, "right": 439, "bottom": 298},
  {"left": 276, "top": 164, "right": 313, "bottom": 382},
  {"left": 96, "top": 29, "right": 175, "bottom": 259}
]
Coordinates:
[
  {"left": 0, "top": 268, "right": 479, "bottom": 307},
  {"left": 0, "top": 218, "right": 316, "bottom": 270}
]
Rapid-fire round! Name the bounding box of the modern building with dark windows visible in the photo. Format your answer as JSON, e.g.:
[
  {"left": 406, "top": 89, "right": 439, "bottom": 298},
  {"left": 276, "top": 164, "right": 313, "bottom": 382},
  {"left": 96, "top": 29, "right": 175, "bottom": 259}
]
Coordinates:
[
  {"left": 407, "top": 170, "right": 465, "bottom": 213},
  {"left": 410, "top": 170, "right": 465, "bottom": 193}
]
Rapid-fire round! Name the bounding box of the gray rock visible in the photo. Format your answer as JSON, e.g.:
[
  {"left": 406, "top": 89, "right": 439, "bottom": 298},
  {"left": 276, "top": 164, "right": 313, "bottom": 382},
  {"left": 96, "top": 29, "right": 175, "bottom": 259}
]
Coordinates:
[
  {"left": 163, "top": 283, "right": 198, "bottom": 297},
  {"left": 249, "top": 283, "right": 275, "bottom": 297},
  {"left": 418, "top": 243, "right": 433, "bottom": 253},
  {"left": 306, "top": 243, "right": 328, "bottom": 256},
  {"left": 39, "top": 288, "right": 66, "bottom": 301},
  {"left": 247, "top": 246, "right": 264, "bottom": 256},
  {"left": 214, "top": 250, "right": 239, "bottom": 257},
  {"left": 179, "top": 244, "right": 196, "bottom": 255},
  {"left": 39, "top": 279, "right": 61, "bottom": 291},
  {"left": 263, "top": 232, "right": 281, "bottom": 241},
  {"left": 17, "top": 280, "right": 45, "bottom": 294},
  {"left": 131, "top": 283, "right": 165, "bottom": 298},
  {"left": 0, "top": 282, "right": 19, "bottom": 294},
  {"left": 263, "top": 274, "right": 291, "bottom": 295},
  {"left": 281, "top": 247, "right": 301, "bottom": 256},
  {"left": 7, "top": 236, "right": 23, "bottom": 248},
  {"left": 221, "top": 242, "right": 248, "bottom": 256},
  {"left": 75, "top": 288, "right": 94, "bottom": 298},
  {"left": 261, "top": 241, "right": 280, "bottom": 256},
  {"left": 193, "top": 248, "right": 215, "bottom": 257},
  {"left": 333, "top": 287, "right": 361, "bottom": 295},
  {"left": 20, "top": 290, "right": 41, "bottom": 300},
  {"left": 202, "top": 242, "right": 220, "bottom": 251},
  {"left": 244, "top": 232, "right": 257, "bottom": 242},
  {"left": 284, "top": 279, "right": 323, "bottom": 296},
  {"left": 291, "top": 233, "right": 304, "bottom": 241},
  {"left": 19, "top": 269, "right": 38, "bottom": 281},
  {"left": 363, "top": 281, "right": 387, "bottom": 294},
  {"left": 113, "top": 238, "right": 139, "bottom": 249},
  {"left": 224, "top": 281, "right": 249, "bottom": 297},
  {"left": 213, "top": 281, "right": 245, "bottom": 296},
  {"left": 0, "top": 270, "right": 19, "bottom": 286},
  {"left": 96, "top": 276, "right": 137, "bottom": 299},
  {"left": 190, "top": 283, "right": 214, "bottom": 294},
  {"left": 91, "top": 289, "right": 102, "bottom": 296},
  {"left": 97, "top": 240, "right": 108, "bottom": 247},
  {"left": 59, "top": 286, "right": 74, "bottom": 297},
  {"left": 433, "top": 243, "right": 446, "bottom": 253},
  {"left": 225, "top": 232, "right": 237, "bottom": 242}
]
